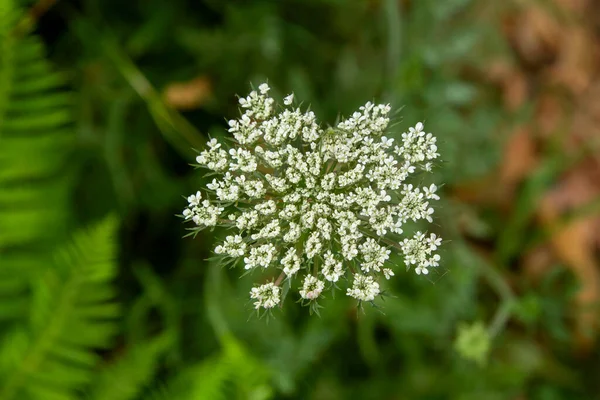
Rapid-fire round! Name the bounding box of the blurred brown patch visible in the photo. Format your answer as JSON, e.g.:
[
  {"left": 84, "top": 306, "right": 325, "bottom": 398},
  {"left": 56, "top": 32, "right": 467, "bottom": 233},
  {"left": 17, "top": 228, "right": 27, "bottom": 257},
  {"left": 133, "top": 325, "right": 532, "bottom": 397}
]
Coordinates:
[
  {"left": 535, "top": 93, "right": 565, "bottom": 139},
  {"left": 503, "top": 6, "right": 560, "bottom": 69},
  {"left": 487, "top": 61, "right": 529, "bottom": 111},
  {"left": 475, "top": 1, "right": 600, "bottom": 351},
  {"left": 539, "top": 171, "right": 600, "bottom": 350},
  {"left": 522, "top": 245, "right": 554, "bottom": 282},
  {"left": 163, "top": 76, "right": 212, "bottom": 110},
  {"left": 554, "top": 0, "right": 589, "bottom": 14},
  {"left": 550, "top": 27, "right": 598, "bottom": 95},
  {"left": 500, "top": 126, "right": 538, "bottom": 191}
]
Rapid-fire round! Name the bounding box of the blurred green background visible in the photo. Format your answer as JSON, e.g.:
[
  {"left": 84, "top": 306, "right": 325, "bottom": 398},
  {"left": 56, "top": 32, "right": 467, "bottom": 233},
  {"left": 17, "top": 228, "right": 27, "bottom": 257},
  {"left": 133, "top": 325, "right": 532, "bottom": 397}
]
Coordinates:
[{"left": 2, "top": 0, "right": 600, "bottom": 399}]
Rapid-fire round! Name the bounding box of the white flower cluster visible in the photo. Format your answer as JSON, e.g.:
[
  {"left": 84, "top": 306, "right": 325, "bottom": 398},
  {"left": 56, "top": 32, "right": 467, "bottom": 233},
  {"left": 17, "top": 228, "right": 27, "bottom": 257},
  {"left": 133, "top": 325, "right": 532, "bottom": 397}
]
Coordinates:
[
  {"left": 400, "top": 232, "right": 442, "bottom": 275},
  {"left": 183, "top": 83, "right": 442, "bottom": 312}
]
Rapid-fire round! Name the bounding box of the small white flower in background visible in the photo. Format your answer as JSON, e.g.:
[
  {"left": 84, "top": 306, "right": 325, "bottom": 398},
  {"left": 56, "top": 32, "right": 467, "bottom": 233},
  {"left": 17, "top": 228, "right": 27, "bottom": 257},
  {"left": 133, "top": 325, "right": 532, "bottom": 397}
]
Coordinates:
[
  {"left": 182, "top": 82, "right": 443, "bottom": 313},
  {"left": 383, "top": 268, "right": 394, "bottom": 280},
  {"left": 214, "top": 235, "right": 246, "bottom": 257},
  {"left": 243, "top": 243, "right": 277, "bottom": 270},
  {"left": 347, "top": 274, "right": 380, "bottom": 302},
  {"left": 258, "top": 83, "right": 270, "bottom": 94},
  {"left": 424, "top": 184, "right": 440, "bottom": 200},
  {"left": 400, "top": 232, "right": 442, "bottom": 276},
  {"left": 300, "top": 275, "right": 325, "bottom": 300},
  {"left": 250, "top": 282, "right": 280, "bottom": 309},
  {"left": 283, "top": 93, "right": 294, "bottom": 105},
  {"left": 322, "top": 251, "right": 344, "bottom": 282},
  {"left": 281, "top": 247, "right": 301, "bottom": 277}
]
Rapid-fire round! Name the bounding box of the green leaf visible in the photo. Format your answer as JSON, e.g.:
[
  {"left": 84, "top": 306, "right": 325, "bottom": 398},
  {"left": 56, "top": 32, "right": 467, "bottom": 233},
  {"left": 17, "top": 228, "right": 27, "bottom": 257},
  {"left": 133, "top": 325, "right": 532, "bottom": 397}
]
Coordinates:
[
  {"left": 0, "top": 217, "right": 120, "bottom": 400},
  {"left": 85, "top": 334, "right": 173, "bottom": 400}
]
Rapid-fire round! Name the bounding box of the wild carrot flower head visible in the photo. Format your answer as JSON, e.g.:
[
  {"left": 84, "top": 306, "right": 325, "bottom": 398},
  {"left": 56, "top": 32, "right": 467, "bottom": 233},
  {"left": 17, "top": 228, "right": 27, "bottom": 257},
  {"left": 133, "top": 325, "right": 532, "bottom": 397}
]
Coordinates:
[{"left": 183, "top": 83, "right": 442, "bottom": 313}]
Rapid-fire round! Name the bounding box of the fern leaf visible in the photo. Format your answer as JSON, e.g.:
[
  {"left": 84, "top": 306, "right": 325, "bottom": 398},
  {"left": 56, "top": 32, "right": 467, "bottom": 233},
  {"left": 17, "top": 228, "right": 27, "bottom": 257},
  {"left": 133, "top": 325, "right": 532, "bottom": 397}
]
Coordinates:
[
  {"left": 85, "top": 333, "right": 172, "bottom": 400},
  {"left": 218, "top": 336, "right": 273, "bottom": 400},
  {"left": 156, "top": 335, "right": 273, "bottom": 400},
  {"left": 0, "top": 0, "right": 74, "bottom": 345},
  {"left": 0, "top": 217, "right": 120, "bottom": 400},
  {"left": 0, "top": 0, "right": 73, "bottom": 252}
]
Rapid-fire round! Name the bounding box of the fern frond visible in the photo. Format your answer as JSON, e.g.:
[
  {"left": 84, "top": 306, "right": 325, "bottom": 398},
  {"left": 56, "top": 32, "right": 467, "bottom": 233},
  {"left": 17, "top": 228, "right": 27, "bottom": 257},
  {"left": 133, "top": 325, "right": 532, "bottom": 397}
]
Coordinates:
[
  {"left": 85, "top": 333, "right": 173, "bottom": 400},
  {"left": 0, "top": 3, "right": 122, "bottom": 400},
  {"left": 0, "top": 0, "right": 73, "bottom": 252},
  {"left": 217, "top": 336, "right": 273, "bottom": 400},
  {"left": 185, "top": 354, "right": 230, "bottom": 400},
  {"left": 156, "top": 335, "right": 273, "bottom": 400},
  {"left": 0, "top": 0, "right": 74, "bottom": 347},
  {"left": 0, "top": 217, "right": 120, "bottom": 400}
]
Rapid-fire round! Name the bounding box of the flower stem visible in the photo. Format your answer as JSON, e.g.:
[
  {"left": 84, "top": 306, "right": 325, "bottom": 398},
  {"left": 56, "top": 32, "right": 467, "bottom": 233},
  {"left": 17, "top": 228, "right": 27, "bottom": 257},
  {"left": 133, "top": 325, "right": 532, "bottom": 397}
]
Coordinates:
[{"left": 274, "top": 271, "right": 285, "bottom": 286}]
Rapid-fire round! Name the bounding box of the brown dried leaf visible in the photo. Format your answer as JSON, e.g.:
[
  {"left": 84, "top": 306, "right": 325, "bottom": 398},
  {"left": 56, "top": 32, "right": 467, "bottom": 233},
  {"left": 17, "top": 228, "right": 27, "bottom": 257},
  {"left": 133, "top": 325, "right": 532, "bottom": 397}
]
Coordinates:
[
  {"left": 163, "top": 76, "right": 212, "bottom": 110},
  {"left": 505, "top": 70, "right": 529, "bottom": 111},
  {"left": 550, "top": 27, "right": 598, "bottom": 95},
  {"left": 571, "top": 82, "right": 600, "bottom": 150},
  {"left": 506, "top": 7, "right": 561, "bottom": 68},
  {"left": 522, "top": 245, "right": 554, "bottom": 282},
  {"left": 485, "top": 60, "right": 529, "bottom": 110},
  {"left": 554, "top": 0, "right": 589, "bottom": 14},
  {"left": 538, "top": 172, "right": 600, "bottom": 350},
  {"left": 535, "top": 93, "right": 565, "bottom": 139},
  {"left": 498, "top": 0, "right": 600, "bottom": 351},
  {"left": 451, "top": 177, "right": 497, "bottom": 206},
  {"left": 500, "top": 126, "right": 538, "bottom": 189}
]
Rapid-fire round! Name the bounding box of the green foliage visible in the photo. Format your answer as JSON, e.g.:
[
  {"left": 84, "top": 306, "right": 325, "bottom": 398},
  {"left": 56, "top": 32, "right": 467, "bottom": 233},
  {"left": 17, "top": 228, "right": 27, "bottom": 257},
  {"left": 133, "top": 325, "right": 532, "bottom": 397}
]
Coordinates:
[
  {"left": 0, "top": 217, "right": 119, "bottom": 400},
  {"left": 455, "top": 321, "right": 491, "bottom": 365},
  {"left": 0, "top": 3, "right": 120, "bottom": 399},
  {"left": 0, "top": 3, "right": 273, "bottom": 399},
  {"left": 0, "top": 0, "right": 74, "bottom": 349},
  {"left": 0, "top": 0, "right": 75, "bottom": 336},
  {"left": 85, "top": 335, "right": 172, "bottom": 400},
  {"left": 0, "top": 0, "right": 73, "bottom": 250},
  {"left": 0, "top": 0, "right": 597, "bottom": 399},
  {"left": 167, "top": 335, "right": 273, "bottom": 400}
]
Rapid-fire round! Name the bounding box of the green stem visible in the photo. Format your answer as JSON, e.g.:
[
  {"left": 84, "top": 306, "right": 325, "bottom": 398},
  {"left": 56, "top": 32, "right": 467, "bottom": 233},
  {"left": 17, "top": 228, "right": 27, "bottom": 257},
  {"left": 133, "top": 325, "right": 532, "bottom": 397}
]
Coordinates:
[
  {"left": 99, "top": 35, "right": 205, "bottom": 156},
  {"left": 477, "top": 258, "right": 516, "bottom": 338}
]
